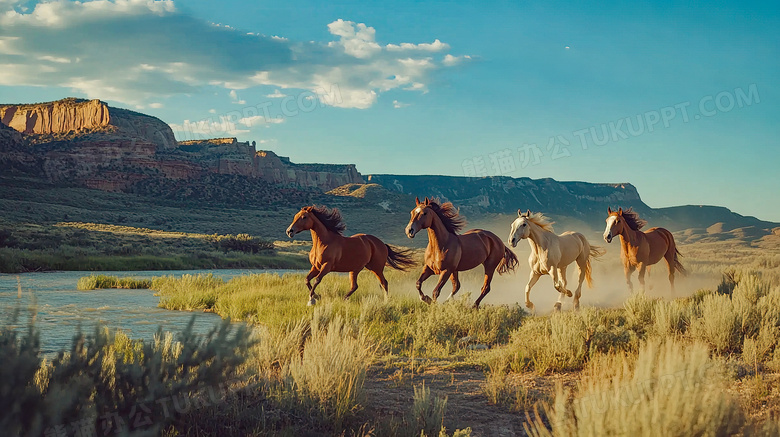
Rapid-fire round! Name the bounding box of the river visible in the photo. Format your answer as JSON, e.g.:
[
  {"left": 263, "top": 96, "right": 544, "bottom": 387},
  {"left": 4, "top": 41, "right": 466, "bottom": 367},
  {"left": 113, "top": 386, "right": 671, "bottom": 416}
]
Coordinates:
[{"left": 0, "top": 269, "right": 295, "bottom": 355}]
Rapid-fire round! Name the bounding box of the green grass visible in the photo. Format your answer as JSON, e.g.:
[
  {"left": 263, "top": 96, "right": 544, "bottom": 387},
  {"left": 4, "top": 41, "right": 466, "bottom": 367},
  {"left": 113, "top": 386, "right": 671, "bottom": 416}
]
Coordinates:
[
  {"left": 0, "top": 220, "right": 309, "bottom": 273},
  {"left": 77, "top": 274, "right": 152, "bottom": 290}
]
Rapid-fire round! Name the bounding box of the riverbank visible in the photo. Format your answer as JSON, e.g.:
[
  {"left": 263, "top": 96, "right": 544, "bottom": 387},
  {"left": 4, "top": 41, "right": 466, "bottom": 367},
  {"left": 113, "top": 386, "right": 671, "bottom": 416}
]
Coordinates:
[{"left": 0, "top": 220, "right": 310, "bottom": 273}]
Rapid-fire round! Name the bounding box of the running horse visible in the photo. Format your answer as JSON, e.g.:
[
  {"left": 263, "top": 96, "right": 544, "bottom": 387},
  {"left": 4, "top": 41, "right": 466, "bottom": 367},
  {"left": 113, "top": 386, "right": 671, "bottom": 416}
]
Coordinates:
[
  {"left": 405, "top": 197, "right": 518, "bottom": 308},
  {"left": 286, "top": 205, "right": 415, "bottom": 305},
  {"left": 603, "top": 207, "right": 686, "bottom": 293},
  {"left": 508, "top": 210, "right": 605, "bottom": 311}
]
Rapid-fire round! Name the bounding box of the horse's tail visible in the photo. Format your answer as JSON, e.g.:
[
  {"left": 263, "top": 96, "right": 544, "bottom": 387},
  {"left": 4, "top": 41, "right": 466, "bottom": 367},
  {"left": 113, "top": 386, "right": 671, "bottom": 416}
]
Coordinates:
[
  {"left": 385, "top": 245, "right": 416, "bottom": 271},
  {"left": 673, "top": 247, "right": 687, "bottom": 276},
  {"left": 578, "top": 234, "right": 605, "bottom": 288},
  {"left": 585, "top": 244, "right": 606, "bottom": 288},
  {"left": 661, "top": 228, "right": 687, "bottom": 276},
  {"left": 497, "top": 244, "right": 519, "bottom": 275}
]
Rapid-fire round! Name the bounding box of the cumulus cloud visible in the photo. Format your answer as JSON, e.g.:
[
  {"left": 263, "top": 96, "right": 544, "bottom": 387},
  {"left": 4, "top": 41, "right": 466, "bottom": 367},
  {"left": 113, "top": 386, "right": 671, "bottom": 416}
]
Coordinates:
[
  {"left": 0, "top": 1, "right": 470, "bottom": 109},
  {"left": 238, "top": 115, "right": 284, "bottom": 127},
  {"left": 169, "top": 115, "right": 249, "bottom": 139},
  {"left": 392, "top": 100, "right": 410, "bottom": 109},
  {"left": 442, "top": 54, "right": 472, "bottom": 66}
]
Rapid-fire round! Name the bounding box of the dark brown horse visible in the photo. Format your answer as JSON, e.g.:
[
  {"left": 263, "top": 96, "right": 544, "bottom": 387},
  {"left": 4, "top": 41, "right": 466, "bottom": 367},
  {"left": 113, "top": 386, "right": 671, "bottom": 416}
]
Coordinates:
[
  {"left": 405, "top": 197, "right": 518, "bottom": 308},
  {"left": 287, "top": 205, "right": 415, "bottom": 305},
  {"left": 603, "top": 207, "right": 686, "bottom": 293}
]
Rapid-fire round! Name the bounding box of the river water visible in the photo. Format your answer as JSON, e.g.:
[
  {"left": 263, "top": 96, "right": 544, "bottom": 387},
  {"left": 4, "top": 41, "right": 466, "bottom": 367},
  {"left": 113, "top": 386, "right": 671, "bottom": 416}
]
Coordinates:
[{"left": 0, "top": 269, "right": 294, "bottom": 355}]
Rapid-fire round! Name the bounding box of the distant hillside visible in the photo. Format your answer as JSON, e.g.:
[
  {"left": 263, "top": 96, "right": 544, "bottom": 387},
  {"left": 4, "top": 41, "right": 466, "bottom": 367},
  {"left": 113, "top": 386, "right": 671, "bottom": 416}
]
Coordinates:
[{"left": 364, "top": 175, "right": 779, "bottom": 237}]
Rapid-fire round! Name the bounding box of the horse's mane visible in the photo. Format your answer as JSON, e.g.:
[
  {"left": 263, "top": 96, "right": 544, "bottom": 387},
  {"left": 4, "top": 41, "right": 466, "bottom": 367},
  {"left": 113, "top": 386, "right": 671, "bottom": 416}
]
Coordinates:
[
  {"left": 427, "top": 200, "right": 466, "bottom": 234},
  {"left": 526, "top": 212, "right": 555, "bottom": 233},
  {"left": 305, "top": 205, "right": 346, "bottom": 235},
  {"left": 618, "top": 208, "right": 647, "bottom": 231}
]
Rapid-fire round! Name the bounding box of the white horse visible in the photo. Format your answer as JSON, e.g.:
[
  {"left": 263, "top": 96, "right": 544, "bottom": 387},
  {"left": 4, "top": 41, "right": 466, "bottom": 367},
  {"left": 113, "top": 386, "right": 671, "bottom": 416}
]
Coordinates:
[{"left": 508, "top": 210, "right": 605, "bottom": 311}]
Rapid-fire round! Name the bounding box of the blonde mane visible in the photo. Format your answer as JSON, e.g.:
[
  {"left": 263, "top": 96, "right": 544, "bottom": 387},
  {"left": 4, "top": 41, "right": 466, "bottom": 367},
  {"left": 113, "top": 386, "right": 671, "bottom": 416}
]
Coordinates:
[{"left": 526, "top": 212, "right": 555, "bottom": 232}]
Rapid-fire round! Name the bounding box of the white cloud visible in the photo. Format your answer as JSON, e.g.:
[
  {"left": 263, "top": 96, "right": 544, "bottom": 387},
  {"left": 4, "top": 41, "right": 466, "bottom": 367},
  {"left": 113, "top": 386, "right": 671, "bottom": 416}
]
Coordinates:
[
  {"left": 265, "top": 89, "right": 287, "bottom": 98},
  {"left": 208, "top": 108, "right": 216, "bottom": 113},
  {"left": 442, "top": 54, "right": 472, "bottom": 67},
  {"left": 387, "top": 39, "right": 449, "bottom": 52},
  {"left": 392, "top": 100, "right": 410, "bottom": 109},
  {"left": 148, "top": 102, "right": 163, "bottom": 108},
  {"left": 238, "top": 115, "right": 284, "bottom": 127},
  {"left": 169, "top": 115, "right": 249, "bottom": 139},
  {"left": 0, "top": 2, "right": 470, "bottom": 109}
]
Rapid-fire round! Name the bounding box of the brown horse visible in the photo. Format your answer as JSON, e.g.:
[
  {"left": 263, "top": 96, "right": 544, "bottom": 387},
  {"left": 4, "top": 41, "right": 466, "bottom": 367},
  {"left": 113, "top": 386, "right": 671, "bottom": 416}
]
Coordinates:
[
  {"left": 603, "top": 207, "right": 686, "bottom": 293},
  {"left": 287, "top": 205, "right": 415, "bottom": 305},
  {"left": 405, "top": 197, "right": 519, "bottom": 308}
]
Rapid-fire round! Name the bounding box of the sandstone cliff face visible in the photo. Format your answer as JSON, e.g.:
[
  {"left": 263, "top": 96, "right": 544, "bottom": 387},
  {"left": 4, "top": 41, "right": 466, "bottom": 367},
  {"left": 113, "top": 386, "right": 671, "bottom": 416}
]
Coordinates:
[
  {"left": 0, "top": 98, "right": 176, "bottom": 151},
  {"left": 255, "top": 150, "right": 364, "bottom": 190}
]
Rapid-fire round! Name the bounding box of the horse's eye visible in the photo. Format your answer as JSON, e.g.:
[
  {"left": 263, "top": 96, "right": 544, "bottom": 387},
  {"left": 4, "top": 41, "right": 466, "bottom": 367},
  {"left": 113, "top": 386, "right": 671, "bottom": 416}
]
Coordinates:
[{"left": 522, "top": 223, "right": 526, "bottom": 227}]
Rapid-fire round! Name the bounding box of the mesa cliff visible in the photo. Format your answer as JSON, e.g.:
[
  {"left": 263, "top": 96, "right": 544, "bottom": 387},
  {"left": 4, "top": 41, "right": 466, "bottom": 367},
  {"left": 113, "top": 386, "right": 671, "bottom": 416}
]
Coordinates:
[
  {"left": 0, "top": 98, "right": 364, "bottom": 195},
  {"left": 0, "top": 98, "right": 177, "bottom": 150}
]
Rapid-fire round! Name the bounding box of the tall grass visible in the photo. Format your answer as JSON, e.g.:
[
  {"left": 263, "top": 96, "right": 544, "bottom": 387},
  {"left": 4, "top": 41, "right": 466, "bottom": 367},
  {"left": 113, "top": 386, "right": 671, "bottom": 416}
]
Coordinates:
[
  {"left": 151, "top": 272, "right": 526, "bottom": 358},
  {"left": 77, "top": 274, "right": 152, "bottom": 290},
  {"left": 525, "top": 339, "right": 745, "bottom": 437},
  {"left": 0, "top": 313, "right": 250, "bottom": 437}
]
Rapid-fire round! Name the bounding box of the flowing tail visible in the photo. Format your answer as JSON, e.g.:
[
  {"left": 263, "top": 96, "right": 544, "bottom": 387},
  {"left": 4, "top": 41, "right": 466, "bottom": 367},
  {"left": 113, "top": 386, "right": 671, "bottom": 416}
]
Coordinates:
[
  {"left": 497, "top": 245, "right": 519, "bottom": 275},
  {"left": 673, "top": 247, "right": 687, "bottom": 276},
  {"left": 386, "top": 245, "right": 416, "bottom": 271},
  {"left": 585, "top": 244, "right": 606, "bottom": 288}
]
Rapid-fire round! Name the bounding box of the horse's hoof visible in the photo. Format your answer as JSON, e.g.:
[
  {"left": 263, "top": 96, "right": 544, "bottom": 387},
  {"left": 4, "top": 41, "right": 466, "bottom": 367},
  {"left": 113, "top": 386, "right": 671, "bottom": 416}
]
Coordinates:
[
  {"left": 307, "top": 298, "right": 317, "bottom": 306},
  {"left": 420, "top": 295, "right": 433, "bottom": 305},
  {"left": 565, "top": 289, "right": 573, "bottom": 297},
  {"left": 553, "top": 302, "right": 562, "bottom": 312},
  {"left": 574, "top": 301, "right": 581, "bottom": 311},
  {"left": 525, "top": 301, "right": 535, "bottom": 310}
]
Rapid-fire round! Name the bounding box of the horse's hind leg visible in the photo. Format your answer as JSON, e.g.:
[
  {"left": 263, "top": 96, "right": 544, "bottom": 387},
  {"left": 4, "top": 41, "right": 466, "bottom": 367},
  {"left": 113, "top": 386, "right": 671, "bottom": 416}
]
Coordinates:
[
  {"left": 369, "top": 268, "right": 390, "bottom": 301},
  {"left": 344, "top": 271, "right": 360, "bottom": 300},
  {"left": 664, "top": 252, "right": 676, "bottom": 295},
  {"left": 473, "top": 266, "right": 496, "bottom": 309},
  {"left": 573, "top": 259, "right": 587, "bottom": 310},
  {"left": 446, "top": 272, "right": 461, "bottom": 301},
  {"left": 553, "top": 265, "right": 571, "bottom": 312}
]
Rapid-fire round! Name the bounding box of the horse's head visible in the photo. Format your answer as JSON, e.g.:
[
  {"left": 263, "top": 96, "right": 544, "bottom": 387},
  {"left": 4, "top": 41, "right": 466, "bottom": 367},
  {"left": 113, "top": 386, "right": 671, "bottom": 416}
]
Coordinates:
[
  {"left": 405, "top": 197, "right": 435, "bottom": 239},
  {"left": 286, "top": 207, "right": 315, "bottom": 238},
  {"left": 508, "top": 209, "right": 532, "bottom": 247},
  {"left": 603, "top": 207, "right": 625, "bottom": 243}
]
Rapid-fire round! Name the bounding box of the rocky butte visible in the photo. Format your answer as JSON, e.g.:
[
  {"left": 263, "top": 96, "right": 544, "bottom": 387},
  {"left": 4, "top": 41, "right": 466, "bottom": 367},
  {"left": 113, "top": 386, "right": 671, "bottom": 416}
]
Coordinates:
[{"left": 0, "top": 98, "right": 364, "bottom": 192}]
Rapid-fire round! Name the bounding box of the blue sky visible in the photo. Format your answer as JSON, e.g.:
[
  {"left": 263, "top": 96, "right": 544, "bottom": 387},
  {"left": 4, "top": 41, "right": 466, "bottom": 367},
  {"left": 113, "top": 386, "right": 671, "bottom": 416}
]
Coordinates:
[{"left": 1, "top": 0, "right": 778, "bottom": 221}]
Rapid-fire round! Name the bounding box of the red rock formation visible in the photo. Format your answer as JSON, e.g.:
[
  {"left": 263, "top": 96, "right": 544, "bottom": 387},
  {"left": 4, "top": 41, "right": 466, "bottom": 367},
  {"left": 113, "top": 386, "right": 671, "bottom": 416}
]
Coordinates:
[
  {"left": 0, "top": 98, "right": 176, "bottom": 151},
  {"left": 0, "top": 98, "right": 364, "bottom": 194}
]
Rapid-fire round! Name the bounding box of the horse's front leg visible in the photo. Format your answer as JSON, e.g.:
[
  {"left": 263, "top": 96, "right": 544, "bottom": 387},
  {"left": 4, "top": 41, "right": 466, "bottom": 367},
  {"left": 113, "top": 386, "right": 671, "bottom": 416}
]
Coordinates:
[
  {"left": 525, "top": 271, "right": 541, "bottom": 311},
  {"left": 431, "top": 270, "right": 454, "bottom": 302},
  {"left": 624, "top": 263, "right": 636, "bottom": 293},
  {"left": 416, "top": 266, "right": 435, "bottom": 304},
  {"left": 308, "top": 263, "right": 332, "bottom": 306},
  {"left": 637, "top": 263, "right": 647, "bottom": 293},
  {"left": 305, "top": 266, "right": 319, "bottom": 295}
]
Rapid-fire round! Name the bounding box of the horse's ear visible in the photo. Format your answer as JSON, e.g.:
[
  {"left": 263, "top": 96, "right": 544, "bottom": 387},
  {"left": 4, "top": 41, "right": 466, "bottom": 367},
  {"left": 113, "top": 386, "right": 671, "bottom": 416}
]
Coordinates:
[
  {"left": 424, "top": 197, "right": 430, "bottom": 205},
  {"left": 517, "top": 209, "right": 523, "bottom": 217},
  {"left": 608, "top": 207, "right": 613, "bottom": 214},
  {"left": 618, "top": 207, "right": 623, "bottom": 215},
  {"left": 415, "top": 197, "right": 421, "bottom": 206},
  {"left": 526, "top": 209, "right": 531, "bottom": 217}
]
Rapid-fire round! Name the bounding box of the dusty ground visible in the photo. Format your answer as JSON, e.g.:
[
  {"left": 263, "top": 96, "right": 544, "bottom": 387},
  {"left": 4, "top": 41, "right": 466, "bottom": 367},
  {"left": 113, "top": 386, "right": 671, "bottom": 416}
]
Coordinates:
[
  {"left": 362, "top": 363, "right": 780, "bottom": 436},
  {"left": 362, "top": 364, "right": 580, "bottom": 436}
]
